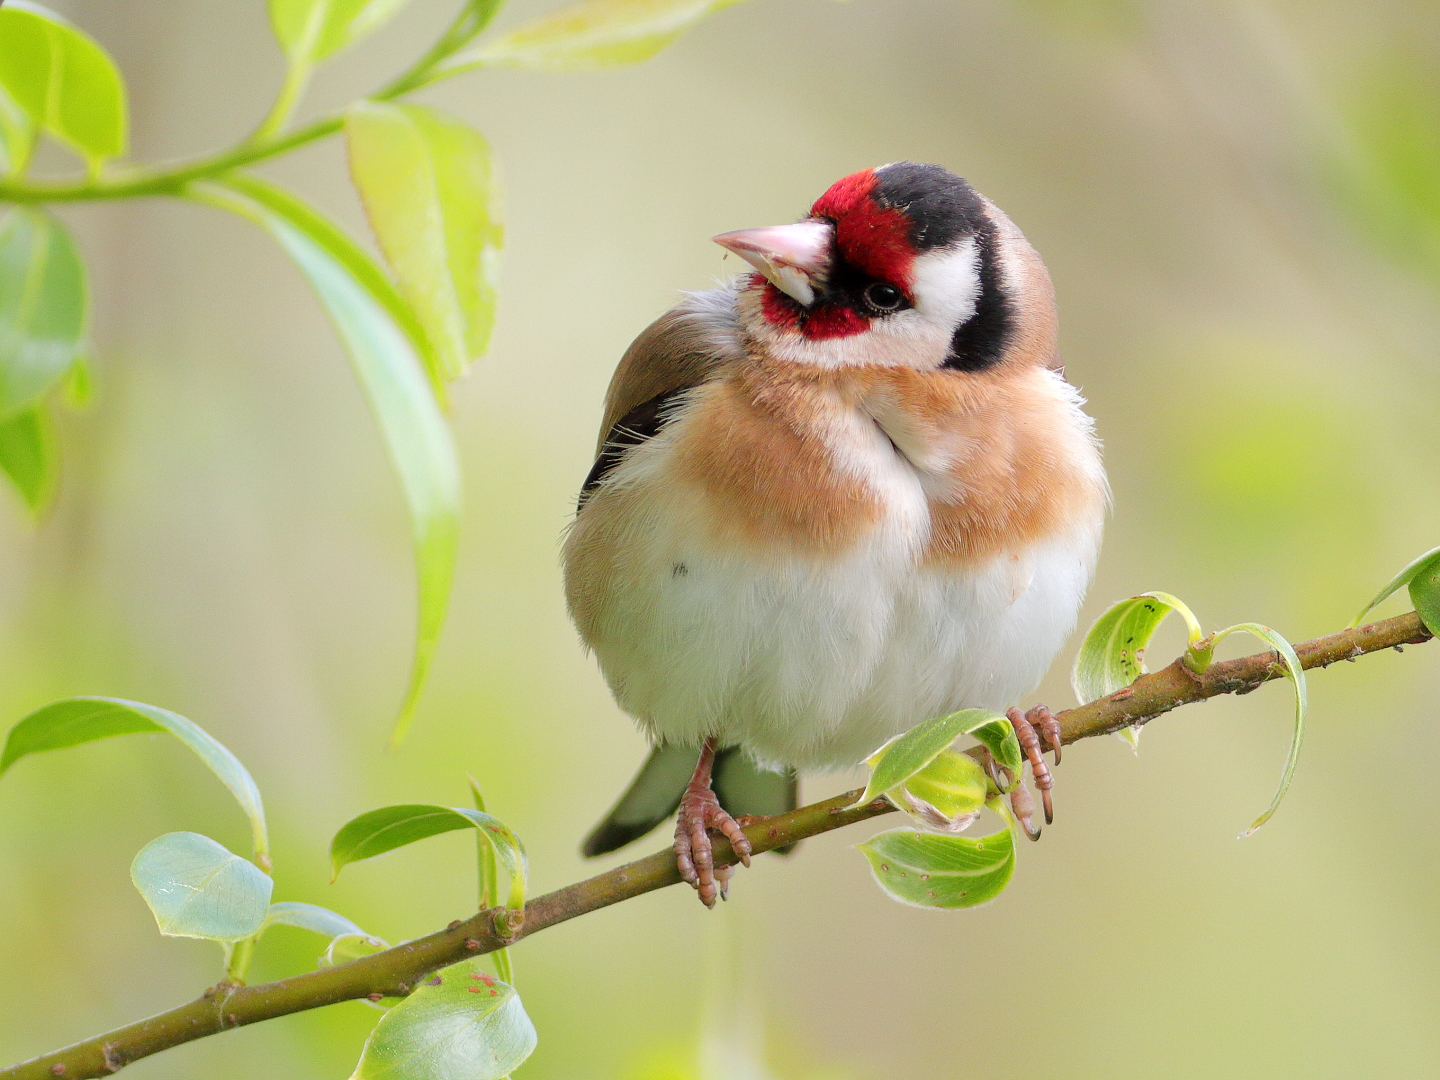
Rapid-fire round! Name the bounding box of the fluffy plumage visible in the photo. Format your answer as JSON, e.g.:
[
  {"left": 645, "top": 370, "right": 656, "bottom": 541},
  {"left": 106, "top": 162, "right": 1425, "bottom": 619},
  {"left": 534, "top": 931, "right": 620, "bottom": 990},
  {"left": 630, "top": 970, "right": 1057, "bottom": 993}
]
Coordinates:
[{"left": 567, "top": 163, "right": 1106, "bottom": 857}]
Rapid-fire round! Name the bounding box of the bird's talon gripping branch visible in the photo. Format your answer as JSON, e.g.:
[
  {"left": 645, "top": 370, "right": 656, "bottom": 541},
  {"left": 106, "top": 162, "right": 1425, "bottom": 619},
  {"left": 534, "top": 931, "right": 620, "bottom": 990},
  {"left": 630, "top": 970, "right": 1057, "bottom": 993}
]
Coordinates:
[
  {"left": 673, "top": 737, "right": 752, "bottom": 908},
  {"left": 1008, "top": 705, "right": 1059, "bottom": 826}
]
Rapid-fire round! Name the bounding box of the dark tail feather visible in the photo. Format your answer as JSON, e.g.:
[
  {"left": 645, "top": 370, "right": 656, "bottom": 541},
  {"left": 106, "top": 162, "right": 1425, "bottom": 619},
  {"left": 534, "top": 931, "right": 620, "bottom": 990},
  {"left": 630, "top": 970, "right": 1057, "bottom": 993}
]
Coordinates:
[{"left": 582, "top": 744, "right": 800, "bottom": 858}]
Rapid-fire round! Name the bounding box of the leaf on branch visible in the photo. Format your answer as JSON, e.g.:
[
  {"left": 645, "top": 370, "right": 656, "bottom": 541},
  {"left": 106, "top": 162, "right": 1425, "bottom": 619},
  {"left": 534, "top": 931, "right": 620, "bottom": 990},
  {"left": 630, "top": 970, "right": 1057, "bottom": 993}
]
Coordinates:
[
  {"left": 1207, "top": 622, "right": 1307, "bottom": 837},
  {"left": 130, "top": 831, "right": 273, "bottom": 941},
  {"left": 1350, "top": 544, "right": 1440, "bottom": 634},
  {"left": 0, "top": 1, "right": 128, "bottom": 168},
  {"left": 856, "top": 813, "right": 1016, "bottom": 909},
  {"left": 0, "top": 207, "right": 88, "bottom": 419},
  {"left": 331, "top": 803, "right": 528, "bottom": 909},
  {"left": 448, "top": 0, "right": 744, "bottom": 73},
  {"left": 1071, "top": 591, "right": 1206, "bottom": 750},
  {"left": 855, "top": 708, "right": 1008, "bottom": 808},
  {"left": 885, "top": 749, "right": 990, "bottom": 834},
  {"left": 349, "top": 958, "right": 537, "bottom": 1080},
  {"left": 346, "top": 102, "right": 503, "bottom": 390},
  {"left": 0, "top": 403, "right": 56, "bottom": 513},
  {"left": 190, "top": 176, "right": 460, "bottom": 747},
  {"left": 1, "top": 696, "right": 270, "bottom": 860},
  {"left": 0, "top": 83, "right": 35, "bottom": 175},
  {"left": 269, "top": 0, "right": 418, "bottom": 67},
  {"left": 469, "top": 776, "right": 513, "bottom": 984}
]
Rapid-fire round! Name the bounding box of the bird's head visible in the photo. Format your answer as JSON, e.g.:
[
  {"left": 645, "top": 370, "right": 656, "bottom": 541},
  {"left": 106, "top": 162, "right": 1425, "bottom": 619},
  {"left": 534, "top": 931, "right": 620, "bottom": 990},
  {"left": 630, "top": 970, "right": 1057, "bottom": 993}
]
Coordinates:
[{"left": 714, "top": 162, "right": 1056, "bottom": 373}]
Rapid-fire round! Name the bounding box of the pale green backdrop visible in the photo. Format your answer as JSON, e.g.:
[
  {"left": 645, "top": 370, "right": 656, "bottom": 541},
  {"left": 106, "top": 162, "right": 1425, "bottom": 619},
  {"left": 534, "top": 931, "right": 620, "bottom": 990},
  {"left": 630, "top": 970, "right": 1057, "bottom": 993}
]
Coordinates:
[{"left": 2, "top": 1, "right": 1439, "bottom": 1078}]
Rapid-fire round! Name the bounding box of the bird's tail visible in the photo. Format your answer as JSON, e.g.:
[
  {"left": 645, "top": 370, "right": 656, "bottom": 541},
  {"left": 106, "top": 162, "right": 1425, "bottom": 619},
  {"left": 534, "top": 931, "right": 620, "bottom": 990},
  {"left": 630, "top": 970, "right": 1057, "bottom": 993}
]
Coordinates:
[{"left": 582, "top": 743, "right": 798, "bottom": 858}]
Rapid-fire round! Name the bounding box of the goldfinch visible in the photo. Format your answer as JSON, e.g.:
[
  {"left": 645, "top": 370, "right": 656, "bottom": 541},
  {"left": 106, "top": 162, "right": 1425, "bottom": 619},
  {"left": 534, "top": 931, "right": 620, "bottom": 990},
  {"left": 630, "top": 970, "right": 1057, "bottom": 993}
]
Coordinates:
[{"left": 564, "top": 163, "right": 1107, "bottom": 907}]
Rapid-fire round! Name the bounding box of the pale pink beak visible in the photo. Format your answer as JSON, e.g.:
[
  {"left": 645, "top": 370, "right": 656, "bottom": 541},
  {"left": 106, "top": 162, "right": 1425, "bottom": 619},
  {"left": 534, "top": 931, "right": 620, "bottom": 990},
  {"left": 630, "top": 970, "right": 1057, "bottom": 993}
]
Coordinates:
[{"left": 712, "top": 220, "right": 834, "bottom": 307}]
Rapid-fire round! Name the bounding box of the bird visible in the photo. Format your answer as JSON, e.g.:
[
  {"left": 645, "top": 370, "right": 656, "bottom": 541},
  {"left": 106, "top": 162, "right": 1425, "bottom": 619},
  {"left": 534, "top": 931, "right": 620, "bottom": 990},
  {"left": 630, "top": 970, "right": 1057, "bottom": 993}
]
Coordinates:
[{"left": 563, "top": 162, "right": 1107, "bottom": 907}]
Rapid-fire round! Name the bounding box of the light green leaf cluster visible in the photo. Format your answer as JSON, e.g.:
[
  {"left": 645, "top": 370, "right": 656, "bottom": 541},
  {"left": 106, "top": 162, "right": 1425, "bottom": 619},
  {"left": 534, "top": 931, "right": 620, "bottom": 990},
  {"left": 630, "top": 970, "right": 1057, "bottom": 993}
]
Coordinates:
[
  {"left": 331, "top": 802, "right": 528, "bottom": 910},
  {"left": 856, "top": 708, "right": 1010, "bottom": 807},
  {"left": 1071, "top": 591, "right": 1205, "bottom": 749},
  {"left": 857, "top": 807, "right": 1016, "bottom": 909},
  {"left": 350, "top": 959, "right": 537, "bottom": 1080},
  {"left": 347, "top": 102, "right": 504, "bottom": 392},
  {"left": 452, "top": 0, "right": 746, "bottom": 72},
  {"left": 1072, "top": 593, "right": 1308, "bottom": 833},
  {"left": 131, "top": 832, "right": 274, "bottom": 942},
  {"left": 0, "top": 1, "right": 127, "bottom": 173}
]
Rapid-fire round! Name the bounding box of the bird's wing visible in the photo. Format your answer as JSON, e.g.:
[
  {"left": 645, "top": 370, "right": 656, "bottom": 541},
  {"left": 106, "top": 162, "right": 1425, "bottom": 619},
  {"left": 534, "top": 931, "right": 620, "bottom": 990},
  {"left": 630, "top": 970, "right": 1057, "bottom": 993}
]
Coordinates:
[
  {"left": 581, "top": 743, "right": 798, "bottom": 858},
  {"left": 578, "top": 289, "right": 742, "bottom": 510}
]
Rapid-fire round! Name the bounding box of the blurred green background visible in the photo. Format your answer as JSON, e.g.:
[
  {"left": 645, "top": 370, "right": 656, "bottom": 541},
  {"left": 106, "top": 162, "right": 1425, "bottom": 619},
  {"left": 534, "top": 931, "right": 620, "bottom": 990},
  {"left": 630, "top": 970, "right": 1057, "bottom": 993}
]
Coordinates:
[{"left": 4, "top": 0, "right": 1440, "bottom": 1077}]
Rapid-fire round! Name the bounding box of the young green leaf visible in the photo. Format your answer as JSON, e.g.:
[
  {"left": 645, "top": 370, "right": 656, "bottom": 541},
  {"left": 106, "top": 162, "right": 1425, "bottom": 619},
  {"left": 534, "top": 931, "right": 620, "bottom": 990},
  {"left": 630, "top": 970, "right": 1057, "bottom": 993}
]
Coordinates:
[
  {"left": 0, "top": 207, "right": 88, "bottom": 418},
  {"left": 191, "top": 176, "right": 459, "bottom": 746},
  {"left": 349, "top": 959, "right": 537, "bottom": 1080},
  {"left": 1208, "top": 623, "right": 1307, "bottom": 837},
  {"left": 1, "top": 697, "right": 269, "bottom": 860},
  {"left": 887, "top": 749, "right": 988, "bottom": 833},
  {"left": 1349, "top": 545, "right": 1440, "bottom": 630},
  {"left": 347, "top": 102, "right": 503, "bottom": 390},
  {"left": 855, "top": 708, "right": 1006, "bottom": 808},
  {"left": 1408, "top": 556, "right": 1440, "bottom": 637},
  {"left": 966, "top": 716, "right": 1024, "bottom": 783},
  {"left": 449, "top": 0, "right": 735, "bottom": 73},
  {"left": 130, "top": 832, "right": 273, "bottom": 941},
  {"left": 262, "top": 901, "right": 381, "bottom": 944},
  {"left": 1071, "top": 591, "right": 1206, "bottom": 749},
  {"left": 268, "top": 0, "right": 417, "bottom": 67},
  {"left": 322, "top": 932, "right": 392, "bottom": 969},
  {"left": 331, "top": 804, "right": 527, "bottom": 908},
  {"left": 856, "top": 818, "right": 1016, "bottom": 910},
  {"left": 0, "top": 403, "right": 56, "bottom": 513},
  {"left": 0, "top": 2, "right": 128, "bottom": 168}
]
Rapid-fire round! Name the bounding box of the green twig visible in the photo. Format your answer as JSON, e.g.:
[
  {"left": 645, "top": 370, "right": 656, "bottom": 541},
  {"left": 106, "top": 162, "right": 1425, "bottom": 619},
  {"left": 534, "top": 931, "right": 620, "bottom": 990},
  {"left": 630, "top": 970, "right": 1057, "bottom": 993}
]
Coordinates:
[{"left": 1, "top": 610, "right": 1428, "bottom": 1080}]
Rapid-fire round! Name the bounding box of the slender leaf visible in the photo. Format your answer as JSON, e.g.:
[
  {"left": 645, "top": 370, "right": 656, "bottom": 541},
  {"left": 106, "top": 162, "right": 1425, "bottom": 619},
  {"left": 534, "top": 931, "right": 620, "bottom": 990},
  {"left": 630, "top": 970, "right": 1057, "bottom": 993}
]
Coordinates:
[
  {"left": 347, "top": 101, "right": 503, "bottom": 388},
  {"left": 449, "top": 0, "right": 739, "bottom": 73},
  {"left": 1350, "top": 545, "right": 1440, "bottom": 628},
  {"left": 857, "top": 819, "right": 1016, "bottom": 910},
  {"left": 1, "top": 697, "right": 269, "bottom": 859},
  {"left": 350, "top": 958, "right": 537, "bottom": 1080},
  {"left": 269, "top": 0, "right": 417, "bottom": 66},
  {"left": 0, "top": 1, "right": 127, "bottom": 167},
  {"left": 1209, "top": 623, "right": 1307, "bottom": 837},
  {"left": 0, "top": 403, "right": 55, "bottom": 513},
  {"left": 331, "top": 804, "right": 527, "bottom": 908},
  {"left": 0, "top": 207, "right": 88, "bottom": 418},
  {"left": 1071, "top": 591, "right": 1205, "bottom": 749},
  {"left": 855, "top": 708, "right": 1006, "bottom": 807},
  {"left": 191, "top": 176, "right": 460, "bottom": 745},
  {"left": 262, "top": 901, "right": 380, "bottom": 943},
  {"left": 130, "top": 832, "right": 273, "bottom": 941}
]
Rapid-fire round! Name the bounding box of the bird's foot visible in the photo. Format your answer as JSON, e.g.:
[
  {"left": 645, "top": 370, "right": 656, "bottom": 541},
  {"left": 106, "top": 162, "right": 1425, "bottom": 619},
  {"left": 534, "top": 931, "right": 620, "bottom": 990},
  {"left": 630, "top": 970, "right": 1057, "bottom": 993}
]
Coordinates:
[
  {"left": 674, "top": 782, "right": 752, "bottom": 908},
  {"left": 1006, "top": 705, "right": 1063, "bottom": 840}
]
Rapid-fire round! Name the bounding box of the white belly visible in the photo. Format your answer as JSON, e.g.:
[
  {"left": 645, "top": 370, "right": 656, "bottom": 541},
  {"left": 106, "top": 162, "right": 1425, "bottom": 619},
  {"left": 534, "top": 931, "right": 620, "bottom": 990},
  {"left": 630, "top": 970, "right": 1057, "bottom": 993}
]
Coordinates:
[{"left": 568, "top": 446, "right": 1102, "bottom": 771}]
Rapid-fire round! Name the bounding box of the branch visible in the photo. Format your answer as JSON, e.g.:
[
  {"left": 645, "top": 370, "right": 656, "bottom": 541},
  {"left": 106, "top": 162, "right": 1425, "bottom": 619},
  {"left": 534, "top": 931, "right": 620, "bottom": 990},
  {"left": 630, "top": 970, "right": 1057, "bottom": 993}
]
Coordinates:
[{"left": 4, "top": 611, "right": 1429, "bottom": 1079}]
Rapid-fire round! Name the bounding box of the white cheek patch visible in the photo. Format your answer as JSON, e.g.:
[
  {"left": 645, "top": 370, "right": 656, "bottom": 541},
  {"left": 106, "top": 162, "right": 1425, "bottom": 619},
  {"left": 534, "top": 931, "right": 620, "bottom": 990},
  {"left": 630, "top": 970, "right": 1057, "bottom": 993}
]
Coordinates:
[
  {"left": 908, "top": 237, "right": 980, "bottom": 333},
  {"left": 734, "top": 237, "right": 987, "bottom": 371}
]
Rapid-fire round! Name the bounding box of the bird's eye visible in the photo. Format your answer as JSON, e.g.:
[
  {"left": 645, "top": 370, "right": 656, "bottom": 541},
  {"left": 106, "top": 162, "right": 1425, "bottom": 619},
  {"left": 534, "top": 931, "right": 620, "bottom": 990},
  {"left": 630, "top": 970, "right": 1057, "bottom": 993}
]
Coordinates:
[{"left": 863, "top": 282, "right": 906, "bottom": 313}]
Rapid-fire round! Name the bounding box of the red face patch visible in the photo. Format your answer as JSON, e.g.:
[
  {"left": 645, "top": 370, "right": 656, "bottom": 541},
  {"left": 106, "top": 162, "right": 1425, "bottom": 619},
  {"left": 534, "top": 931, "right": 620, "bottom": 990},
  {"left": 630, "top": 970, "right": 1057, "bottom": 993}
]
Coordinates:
[{"left": 811, "top": 169, "right": 918, "bottom": 288}]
